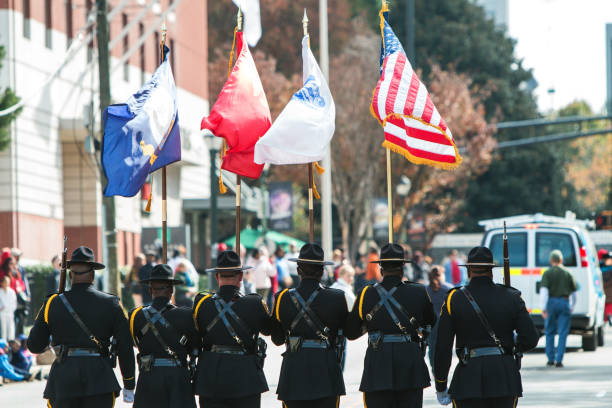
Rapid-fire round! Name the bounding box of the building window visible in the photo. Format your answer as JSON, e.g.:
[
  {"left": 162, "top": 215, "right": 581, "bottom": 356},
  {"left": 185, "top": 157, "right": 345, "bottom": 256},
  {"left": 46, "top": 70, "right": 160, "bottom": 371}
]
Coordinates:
[
  {"left": 170, "top": 39, "right": 176, "bottom": 83},
  {"left": 139, "top": 23, "right": 146, "bottom": 85},
  {"left": 154, "top": 31, "right": 160, "bottom": 65},
  {"left": 122, "top": 13, "right": 129, "bottom": 82},
  {"left": 23, "top": 0, "right": 31, "bottom": 39},
  {"left": 44, "top": 0, "right": 52, "bottom": 49},
  {"left": 66, "top": 0, "right": 74, "bottom": 48},
  {"left": 86, "top": 0, "right": 93, "bottom": 62}
]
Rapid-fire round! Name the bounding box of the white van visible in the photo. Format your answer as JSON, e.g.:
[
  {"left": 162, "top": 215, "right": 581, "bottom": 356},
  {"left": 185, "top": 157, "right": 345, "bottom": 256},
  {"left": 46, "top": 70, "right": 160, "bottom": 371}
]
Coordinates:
[{"left": 479, "top": 213, "right": 606, "bottom": 351}]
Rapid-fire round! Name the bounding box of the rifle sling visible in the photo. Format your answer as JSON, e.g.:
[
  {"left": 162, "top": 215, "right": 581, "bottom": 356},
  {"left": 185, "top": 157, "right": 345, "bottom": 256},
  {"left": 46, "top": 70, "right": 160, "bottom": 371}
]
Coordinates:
[
  {"left": 367, "top": 284, "right": 418, "bottom": 338},
  {"left": 206, "top": 295, "right": 255, "bottom": 353},
  {"left": 460, "top": 287, "right": 504, "bottom": 352},
  {"left": 288, "top": 287, "right": 331, "bottom": 343},
  {"left": 58, "top": 294, "right": 105, "bottom": 351},
  {"left": 141, "top": 306, "right": 180, "bottom": 360}
]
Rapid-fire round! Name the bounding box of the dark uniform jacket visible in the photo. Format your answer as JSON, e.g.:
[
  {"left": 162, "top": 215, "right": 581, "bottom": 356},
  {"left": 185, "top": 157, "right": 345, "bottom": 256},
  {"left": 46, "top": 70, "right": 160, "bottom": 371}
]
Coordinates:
[
  {"left": 192, "top": 285, "right": 273, "bottom": 399},
  {"left": 434, "top": 276, "right": 539, "bottom": 400},
  {"left": 270, "top": 278, "right": 348, "bottom": 401},
  {"left": 345, "top": 275, "right": 436, "bottom": 392},
  {"left": 129, "top": 297, "right": 199, "bottom": 408},
  {"left": 28, "top": 283, "right": 135, "bottom": 400}
]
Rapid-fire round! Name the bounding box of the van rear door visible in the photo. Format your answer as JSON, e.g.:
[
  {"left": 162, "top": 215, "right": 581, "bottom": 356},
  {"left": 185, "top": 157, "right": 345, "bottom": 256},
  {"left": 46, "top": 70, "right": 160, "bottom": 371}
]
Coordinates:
[
  {"left": 487, "top": 230, "right": 532, "bottom": 310},
  {"left": 534, "top": 229, "right": 583, "bottom": 314}
]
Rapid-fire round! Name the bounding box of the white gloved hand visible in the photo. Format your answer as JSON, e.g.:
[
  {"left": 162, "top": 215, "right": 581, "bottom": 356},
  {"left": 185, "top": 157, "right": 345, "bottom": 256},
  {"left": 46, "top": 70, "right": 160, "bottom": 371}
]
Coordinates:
[
  {"left": 437, "top": 390, "right": 452, "bottom": 405},
  {"left": 123, "top": 389, "right": 135, "bottom": 403}
]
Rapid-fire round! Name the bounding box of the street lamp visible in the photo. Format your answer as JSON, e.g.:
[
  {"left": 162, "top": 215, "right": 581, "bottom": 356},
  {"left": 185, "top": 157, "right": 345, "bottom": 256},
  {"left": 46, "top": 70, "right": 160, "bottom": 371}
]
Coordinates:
[{"left": 203, "top": 130, "right": 221, "bottom": 269}]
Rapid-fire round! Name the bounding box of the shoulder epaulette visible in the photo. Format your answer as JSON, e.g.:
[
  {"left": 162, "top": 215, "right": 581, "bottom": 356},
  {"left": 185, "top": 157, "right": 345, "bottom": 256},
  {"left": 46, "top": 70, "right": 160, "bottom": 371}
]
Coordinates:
[
  {"left": 445, "top": 287, "right": 460, "bottom": 316},
  {"left": 193, "top": 293, "right": 214, "bottom": 331},
  {"left": 43, "top": 293, "right": 59, "bottom": 324},
  {"left": 129, "top": 306, "right": 143, "bottom": 345},
  {"left": 358, "top": 285, "right": 371, "bottom": 321},
  {"left": 275, "top": 288, "right": 290, "bottom": 322}
]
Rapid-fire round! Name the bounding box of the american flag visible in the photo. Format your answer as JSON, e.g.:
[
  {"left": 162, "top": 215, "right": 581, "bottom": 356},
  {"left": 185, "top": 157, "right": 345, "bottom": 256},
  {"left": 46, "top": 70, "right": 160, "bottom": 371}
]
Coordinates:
[{"left": 371, "top": 11, "right": 462, "bottom": 169}]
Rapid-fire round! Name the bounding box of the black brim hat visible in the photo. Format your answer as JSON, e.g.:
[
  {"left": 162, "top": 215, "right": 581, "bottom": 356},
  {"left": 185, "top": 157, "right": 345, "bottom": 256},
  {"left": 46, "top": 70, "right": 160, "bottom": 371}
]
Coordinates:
[
  {"left": 370, "top": 243, "right": 411, "bottom": 264},
  {"left": 459, "top": 246, "right": 498, "bottom": 267},
  {"left": 206, "top": 250, "right": 253, "bottom": 273},
  {"left": 67, "top": 246, "right": 105, "bottom": 270},
  {"left": 140, "top": 264, "right": 183, "bottom": 284},
  {"left": 288, "top": 243, "right": 334, "bottom": 266}
]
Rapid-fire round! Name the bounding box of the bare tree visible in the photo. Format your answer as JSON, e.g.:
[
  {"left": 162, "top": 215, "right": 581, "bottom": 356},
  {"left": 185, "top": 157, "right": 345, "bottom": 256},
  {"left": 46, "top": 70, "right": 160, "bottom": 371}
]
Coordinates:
[{"left": 330, "top": 25, "right": 385, "bottom": 261}]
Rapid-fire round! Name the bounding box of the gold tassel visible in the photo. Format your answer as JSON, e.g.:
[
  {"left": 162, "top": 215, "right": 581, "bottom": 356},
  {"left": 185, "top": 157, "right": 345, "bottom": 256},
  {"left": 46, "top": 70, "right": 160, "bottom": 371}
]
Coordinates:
[
  {"left": 313, "top": 179, "right": 321, "bottom": 200},
  {"left": 219, "top": 172, "right": 227, "bottom": 194},
  {"left": 145, "top": 174, "right": 153, "bottom": 213},
  {"left": 227, "top": 27, "right": 238, "bottom": 78},
  {"left": 314, "top": 162, "right": 325, "bottom": 174}
]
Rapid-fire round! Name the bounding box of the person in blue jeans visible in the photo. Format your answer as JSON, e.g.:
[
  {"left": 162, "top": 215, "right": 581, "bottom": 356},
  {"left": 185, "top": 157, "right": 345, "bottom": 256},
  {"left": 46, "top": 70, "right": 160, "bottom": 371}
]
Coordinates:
[{"left": 540, "top": 249, "right": 578, "bottom": 367}]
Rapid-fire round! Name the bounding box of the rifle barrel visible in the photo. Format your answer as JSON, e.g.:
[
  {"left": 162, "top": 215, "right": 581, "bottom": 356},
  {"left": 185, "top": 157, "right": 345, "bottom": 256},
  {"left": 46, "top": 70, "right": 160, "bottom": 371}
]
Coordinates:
[
  {"left": 503, "top": 222, "right": 511, "bottom": 286},
  {"left": 59, "top": 237, "right": 68, "bottom": 293}
]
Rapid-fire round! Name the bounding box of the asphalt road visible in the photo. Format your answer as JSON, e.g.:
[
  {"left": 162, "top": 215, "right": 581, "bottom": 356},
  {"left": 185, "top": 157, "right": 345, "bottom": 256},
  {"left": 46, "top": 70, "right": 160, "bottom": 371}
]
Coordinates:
[{"left": 2, "top": 330, "right": 612, "bottom": 407}]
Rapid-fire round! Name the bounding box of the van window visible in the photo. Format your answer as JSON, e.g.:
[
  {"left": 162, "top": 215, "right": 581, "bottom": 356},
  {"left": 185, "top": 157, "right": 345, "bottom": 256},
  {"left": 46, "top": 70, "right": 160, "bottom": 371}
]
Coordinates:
[
  {"left": 536, "top": 232, "right": 577, "bottom": 267},
  {"left": 489, "top": 233, "right": 527, "bottom": 267}
]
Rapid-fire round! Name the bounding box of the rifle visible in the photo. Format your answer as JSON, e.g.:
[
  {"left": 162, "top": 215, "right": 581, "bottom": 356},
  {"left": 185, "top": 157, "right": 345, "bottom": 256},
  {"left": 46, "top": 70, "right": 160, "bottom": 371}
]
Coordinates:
[
  {"left": 58, "top": 236, "right": 68, "bottom": 293},
  {"left": 503, "top": 221, "right": 511, "bottom": 287}
]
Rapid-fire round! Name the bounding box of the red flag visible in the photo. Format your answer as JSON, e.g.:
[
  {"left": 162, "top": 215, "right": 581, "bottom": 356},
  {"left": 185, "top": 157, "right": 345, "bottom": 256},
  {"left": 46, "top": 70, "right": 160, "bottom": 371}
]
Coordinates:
[{"left": 202, "top": 32, "right": 271, "bottom": 179}]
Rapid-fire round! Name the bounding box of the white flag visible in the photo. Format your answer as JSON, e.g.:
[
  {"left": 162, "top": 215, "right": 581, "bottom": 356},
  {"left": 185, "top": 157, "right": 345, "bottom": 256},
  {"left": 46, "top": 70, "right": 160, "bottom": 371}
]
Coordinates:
[
  {"left": 254, "top": 36, "right": 335, "bottom": 165},
  {"left": 233, "top": 0, "right": 262, "bottom": 47}
]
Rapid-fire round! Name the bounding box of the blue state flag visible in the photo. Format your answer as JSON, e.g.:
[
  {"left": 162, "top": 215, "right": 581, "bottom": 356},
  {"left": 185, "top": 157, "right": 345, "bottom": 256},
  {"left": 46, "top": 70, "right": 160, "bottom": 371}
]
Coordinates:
[{"left": 102, "top": 46, "right": 181, "bottom": 197}]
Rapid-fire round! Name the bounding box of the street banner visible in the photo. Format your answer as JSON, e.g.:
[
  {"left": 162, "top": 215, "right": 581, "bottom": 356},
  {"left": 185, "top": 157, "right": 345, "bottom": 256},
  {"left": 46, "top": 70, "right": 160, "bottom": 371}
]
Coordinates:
[
  {"left": 372, "top": 198, "right": 390, "bottom": 241},
  {"left": 254, "top": 35, "right": 335, "bottom": 165},
  {"left": 202, "top": 31, "right": 270, "bottom": 179},
  {"left": 371, "top": 9, "right": 461, "bottom": 169},
  {"left": 269, "top": 181, "right": 293, "bottom": 231},
  {"left": 102, "top": 46, "right": 180, "bottom": 197}
]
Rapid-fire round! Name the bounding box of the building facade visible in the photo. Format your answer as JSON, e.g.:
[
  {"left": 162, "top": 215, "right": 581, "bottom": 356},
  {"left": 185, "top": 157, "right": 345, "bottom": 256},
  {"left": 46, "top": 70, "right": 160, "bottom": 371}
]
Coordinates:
[{"left": 0, "top": 0, "right": 210, "bottom": 268}]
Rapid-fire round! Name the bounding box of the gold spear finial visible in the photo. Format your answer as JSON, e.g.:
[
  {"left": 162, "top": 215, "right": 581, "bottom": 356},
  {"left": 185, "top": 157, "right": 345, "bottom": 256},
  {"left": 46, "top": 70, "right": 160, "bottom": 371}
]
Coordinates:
[
  {"left": 161, "top": 22, "right": 167, "bottom": 44},
  {"left": 302, "top": 9, "right": 308, "bottom": 37},
  {"left": 237, "top": 6, "right": 243, "bottom": 31},
  {"left": 382, "top": 0, "right": 389, "bottom": 11}
]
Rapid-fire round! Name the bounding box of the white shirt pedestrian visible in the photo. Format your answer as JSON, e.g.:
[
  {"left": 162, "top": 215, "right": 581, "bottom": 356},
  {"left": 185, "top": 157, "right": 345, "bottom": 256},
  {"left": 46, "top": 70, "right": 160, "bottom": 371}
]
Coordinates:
[
  {"left": 0, "top": 278, "right": 17, "bottom": 340},
  {"left": 331, "top": 265, "right": 356, "bottom": 310},
  {"left": 252, "top": 250, "right": 275, "bottom": 290}
]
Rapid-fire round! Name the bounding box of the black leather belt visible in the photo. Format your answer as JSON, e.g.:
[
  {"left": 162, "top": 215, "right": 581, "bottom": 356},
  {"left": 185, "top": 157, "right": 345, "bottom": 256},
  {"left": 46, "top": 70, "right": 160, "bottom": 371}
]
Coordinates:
[
  {"left": 152, "top": 358, "right": 182, "bottom": 367},
  {"left": 301, "top": 339, "right": 329, "bottom": 349},
  {"left": 468, "top": 347, "right": 504, "bottom": 358},
  {"left": 66, "top": 348, "right": 101, "bottom": 357},
  {"left": 286, "top": 337, "right": 330, "bottom": 352},
  {"left": 368, "top": 332, "right": 413, "bottom": 346},
  {"left": 210, "top": 345, "right": 246, "bottom": 355}
]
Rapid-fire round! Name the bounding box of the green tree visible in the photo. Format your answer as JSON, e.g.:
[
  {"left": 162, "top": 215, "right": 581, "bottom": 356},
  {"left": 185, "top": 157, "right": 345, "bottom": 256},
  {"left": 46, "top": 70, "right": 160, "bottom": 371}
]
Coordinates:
[
  {"left": 0, "top": 45, "right": 21, "bottom": 151},
  {"left": 558, "top": 101, "right": 612, "bottom": 215}
]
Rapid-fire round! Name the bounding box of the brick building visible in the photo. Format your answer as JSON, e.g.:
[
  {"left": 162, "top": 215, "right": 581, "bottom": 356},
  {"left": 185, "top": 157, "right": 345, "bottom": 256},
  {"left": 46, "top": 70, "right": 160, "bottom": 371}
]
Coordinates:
[{"left": 0, "top": 0, "right": 211, "bottom": 268}]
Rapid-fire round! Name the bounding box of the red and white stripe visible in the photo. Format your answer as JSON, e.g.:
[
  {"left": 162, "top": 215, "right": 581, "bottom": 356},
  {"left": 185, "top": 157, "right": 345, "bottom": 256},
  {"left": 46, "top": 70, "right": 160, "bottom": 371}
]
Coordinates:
[{"left": 371, "top": 51, "right": 460, "bottom": 167}]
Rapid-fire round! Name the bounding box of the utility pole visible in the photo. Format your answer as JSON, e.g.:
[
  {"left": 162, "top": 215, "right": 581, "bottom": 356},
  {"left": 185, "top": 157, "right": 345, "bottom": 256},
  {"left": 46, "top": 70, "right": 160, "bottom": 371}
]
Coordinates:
[
  {"left": 96, "top": 0, "right": 119, "bottom": 296},
  {"left": 319, "top": 0, "right": 333, "bottom": 258},
  {"left": 406, "top": 0, "right": 415, "bottom": 64}
]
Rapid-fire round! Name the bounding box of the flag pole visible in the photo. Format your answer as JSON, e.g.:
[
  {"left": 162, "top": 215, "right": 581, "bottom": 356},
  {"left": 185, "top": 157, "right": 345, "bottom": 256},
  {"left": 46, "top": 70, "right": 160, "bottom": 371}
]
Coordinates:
[
  {"left": 303, "top": 9, "right": 315, "bottom": 243},
  {"left": 161, "top": 22, "right": 168, "bottom": 263},
  {"left": 235, "top": 7, "right": 243, "bottom": 252},
  {"left": 382, "top": 0, "right": 393, "bottom": 244},
  {"left": 386, "top": 148, "right": 393, "bottom": 243}
]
